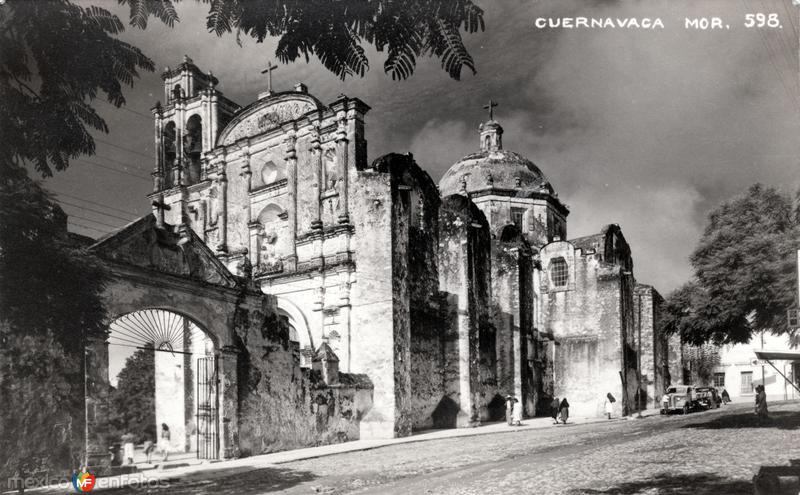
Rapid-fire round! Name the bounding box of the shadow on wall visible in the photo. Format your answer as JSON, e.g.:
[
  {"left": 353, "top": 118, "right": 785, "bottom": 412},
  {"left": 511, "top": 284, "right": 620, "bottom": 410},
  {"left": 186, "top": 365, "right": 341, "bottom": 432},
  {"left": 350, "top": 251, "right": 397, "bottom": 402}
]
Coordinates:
[
  {"left": 569, "top": 472, "right": 751, "bottom": 495},
  {"left": 682, "top": 410, "right": 800, "bottom": 431},
  {"left": 431, "top": 396, "right": 460, "bottom": 429},
  {"left": 486, "top": 394, "right": 506, "bottom": 422}
]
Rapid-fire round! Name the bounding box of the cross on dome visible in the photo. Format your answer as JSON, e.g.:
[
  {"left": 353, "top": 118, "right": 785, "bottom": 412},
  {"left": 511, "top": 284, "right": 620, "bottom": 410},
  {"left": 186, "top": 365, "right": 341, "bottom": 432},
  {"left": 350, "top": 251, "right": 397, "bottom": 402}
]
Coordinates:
[{"left": 483, "top": 99, "right": 498, "bottom": 121}]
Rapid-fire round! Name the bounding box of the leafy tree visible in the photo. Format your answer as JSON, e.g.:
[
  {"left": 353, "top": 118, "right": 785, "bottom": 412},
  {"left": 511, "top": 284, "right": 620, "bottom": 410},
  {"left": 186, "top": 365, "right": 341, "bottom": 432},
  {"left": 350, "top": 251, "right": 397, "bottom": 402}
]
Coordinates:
[
  {"left": 108, "top": 348, "right": 156, "bottom": 444},
  {"left": 0, "top": 167, "right": 108, "bottom": 485},
  {"left": 661, "top": 184, "right": 799, "bottom": 345},
  {"left": 120, "top": 0, "right": 485, "bottom": 81},
  {"left": 0, "top": 0, "right": 154, "bottom": 177}
]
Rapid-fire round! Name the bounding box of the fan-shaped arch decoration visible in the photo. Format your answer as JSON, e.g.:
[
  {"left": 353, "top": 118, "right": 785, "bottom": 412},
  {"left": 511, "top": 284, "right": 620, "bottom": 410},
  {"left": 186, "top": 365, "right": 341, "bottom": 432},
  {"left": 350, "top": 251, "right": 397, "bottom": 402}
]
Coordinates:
[{"left": 108, "top": 309, "right": 213, "bottom": 354}]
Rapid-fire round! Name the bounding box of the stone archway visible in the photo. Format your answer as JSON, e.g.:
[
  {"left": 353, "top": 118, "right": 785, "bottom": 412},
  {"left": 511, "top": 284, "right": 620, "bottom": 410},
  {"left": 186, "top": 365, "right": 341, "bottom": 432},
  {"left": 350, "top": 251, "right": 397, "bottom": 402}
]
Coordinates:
[
  {"left": 105, "top": 309, "right": 218, "bottom": 464},
  {"left": 277, "top": 297, "right": 314, "bottom": 367},
  {"left": 84, "top": 215, "right": 259, "bottom": 471}
]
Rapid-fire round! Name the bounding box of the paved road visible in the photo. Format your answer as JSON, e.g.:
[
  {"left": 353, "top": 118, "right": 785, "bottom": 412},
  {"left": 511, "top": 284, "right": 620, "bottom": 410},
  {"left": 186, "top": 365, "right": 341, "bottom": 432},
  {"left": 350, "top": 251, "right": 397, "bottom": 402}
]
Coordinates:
[{"left": 108, "top": 401, "right": 800, "bottom": 494}]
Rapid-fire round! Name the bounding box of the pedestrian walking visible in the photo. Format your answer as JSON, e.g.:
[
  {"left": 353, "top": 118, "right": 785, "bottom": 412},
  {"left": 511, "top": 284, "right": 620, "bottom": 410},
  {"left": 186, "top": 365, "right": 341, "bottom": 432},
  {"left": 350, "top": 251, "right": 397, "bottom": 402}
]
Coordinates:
[
  {"left": 661, "top": 391, "right": 670, "bottom": 414},
  {"left": 604, "top": 395, "right": 614, "bottom": 420},
  {"left": 755, "top": 385, "right": 768, "bottom": 420},
  {"left": 721, "top": 388, "right": 730, "bottom": 404},
  {"left": 143, "top": 436, "right": 155, "bottom": 464},
  {"left": 512, "top": 397, "right": 523, "bottom": 426},
  {"left": 121, "top": 432, "right": 135, "bottom": 465},
  {"left": 505, "top": 395, "right": 515, "bottom": 426},
  {"left": 550, "top": 397, "right": 560, "bottom": 425},
  {"left": 159, "top": 423, "right": 171, "bottom": 462},
  {"left": 559, "top": 397, "right": 570, "bottom": 424}
]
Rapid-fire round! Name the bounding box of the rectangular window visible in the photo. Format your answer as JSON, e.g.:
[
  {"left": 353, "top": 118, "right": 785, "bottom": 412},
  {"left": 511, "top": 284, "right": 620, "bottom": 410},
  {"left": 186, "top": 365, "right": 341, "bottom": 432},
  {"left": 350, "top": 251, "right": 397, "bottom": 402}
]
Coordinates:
[
  {"left": 741, "top": 371, "right": 753, "bottom": 395},
  {"left": 713, "top": 372, "right": 725, "bottom": 388},
  {"left": 511, "top": 208, "right": 525, "bottom": 230}
]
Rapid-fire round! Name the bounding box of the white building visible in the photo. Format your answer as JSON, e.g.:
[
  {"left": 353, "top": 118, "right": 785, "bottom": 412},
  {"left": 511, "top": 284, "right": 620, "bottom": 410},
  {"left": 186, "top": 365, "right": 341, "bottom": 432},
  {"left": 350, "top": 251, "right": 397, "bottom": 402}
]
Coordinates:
[{"left": 712, "top": 332, "right": 799, "bottom": 402}]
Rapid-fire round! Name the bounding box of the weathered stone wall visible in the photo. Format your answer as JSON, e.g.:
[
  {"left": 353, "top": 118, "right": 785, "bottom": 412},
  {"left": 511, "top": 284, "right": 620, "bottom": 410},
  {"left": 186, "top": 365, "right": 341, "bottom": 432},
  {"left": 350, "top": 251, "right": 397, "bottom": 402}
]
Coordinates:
[
  {"left": 93, "top": 220, "right": 374, "bottom": 460},
  {"left": 490, "top": 231, "right": 536, "bottom": 418},
  {"left": 540, "top": 228, "right": 636, "bottom": 418},
  {"left": 437, "top": 195, "right": 494, "bottom": 427},
  {"left": 667, "top": 333, "right": 685, "bottom": 386},
  {"left": 349, "top": 166, "right": 401, "bottom": 438},
  {"left": 634, "top": 284, "right": 667, "bottom": 409}
]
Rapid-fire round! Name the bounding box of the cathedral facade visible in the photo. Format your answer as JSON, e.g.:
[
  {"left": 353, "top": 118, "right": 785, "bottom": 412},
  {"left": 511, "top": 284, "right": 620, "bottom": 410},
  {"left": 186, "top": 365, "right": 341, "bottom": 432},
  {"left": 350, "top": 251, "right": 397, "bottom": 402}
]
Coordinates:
[{"left": 142, "top": 57, "right": 664, "bottom": 445}]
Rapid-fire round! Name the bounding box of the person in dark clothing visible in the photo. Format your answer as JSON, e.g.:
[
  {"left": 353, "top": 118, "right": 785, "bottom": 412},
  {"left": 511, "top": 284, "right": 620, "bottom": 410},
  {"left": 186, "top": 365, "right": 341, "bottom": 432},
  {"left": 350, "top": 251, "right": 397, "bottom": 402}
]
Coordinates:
[
  {"left": 559, "top": 398, "right": 570, "bottom": 424},
  {"left": 721, "top": 388, "right": 731, "bottom": 404},
  {"left": 550, "top": 397, "right": 560, "bottom": 425}
]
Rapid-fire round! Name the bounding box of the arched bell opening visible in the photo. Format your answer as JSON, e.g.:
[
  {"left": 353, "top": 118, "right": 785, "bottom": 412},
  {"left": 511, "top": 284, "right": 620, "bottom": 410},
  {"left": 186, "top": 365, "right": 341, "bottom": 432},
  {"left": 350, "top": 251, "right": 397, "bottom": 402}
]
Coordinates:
[
  {"left": 184, "top": 114, "right": 203, "bottom": 185},
  {"left": 163, "top": 122, "right": 177, "bottom": 188}
]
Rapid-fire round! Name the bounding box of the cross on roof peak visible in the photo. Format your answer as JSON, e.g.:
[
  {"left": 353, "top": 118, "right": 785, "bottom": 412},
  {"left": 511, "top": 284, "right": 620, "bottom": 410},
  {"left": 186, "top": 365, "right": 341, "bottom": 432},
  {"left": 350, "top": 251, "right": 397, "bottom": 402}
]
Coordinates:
[
  {"left": 483, "top": 99, "right": 498, "bottom": 121},
  {"left": 261, "top": 60, "right": 279, "bottom": 94}
]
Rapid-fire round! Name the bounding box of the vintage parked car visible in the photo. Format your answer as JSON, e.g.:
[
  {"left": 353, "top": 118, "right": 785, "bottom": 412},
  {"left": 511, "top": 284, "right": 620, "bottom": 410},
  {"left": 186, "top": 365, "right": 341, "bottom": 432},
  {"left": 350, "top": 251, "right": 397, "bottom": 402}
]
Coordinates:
[
  {"left": 661, "top": 385, "right": 695, "bottom": 414},
  {"left": 694, "top": 387, "right": 721, "bottom": 410}
]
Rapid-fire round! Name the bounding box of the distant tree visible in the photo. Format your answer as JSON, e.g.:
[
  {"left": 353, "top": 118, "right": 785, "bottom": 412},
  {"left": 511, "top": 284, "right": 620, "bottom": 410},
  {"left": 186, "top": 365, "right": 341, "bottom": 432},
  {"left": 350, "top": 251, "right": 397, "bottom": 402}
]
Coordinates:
[
  {"left": 119, "top": 0, "right": 485, "bottom": 81},
  {"left": 0, "top": 167, "right": 108, "bottom": 486},
  {"left": 661, "top": 184, "right": 799, "bottom": 345},
  {"left": 108, "top": 348, "right": 156, "bottom": 444}
]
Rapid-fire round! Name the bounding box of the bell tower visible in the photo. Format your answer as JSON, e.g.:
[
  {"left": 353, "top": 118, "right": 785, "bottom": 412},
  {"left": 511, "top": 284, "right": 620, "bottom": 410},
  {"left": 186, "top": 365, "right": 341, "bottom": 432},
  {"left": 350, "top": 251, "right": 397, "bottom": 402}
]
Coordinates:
[{"left": 149, "top": 56, "right": 238, "bottom": 227}]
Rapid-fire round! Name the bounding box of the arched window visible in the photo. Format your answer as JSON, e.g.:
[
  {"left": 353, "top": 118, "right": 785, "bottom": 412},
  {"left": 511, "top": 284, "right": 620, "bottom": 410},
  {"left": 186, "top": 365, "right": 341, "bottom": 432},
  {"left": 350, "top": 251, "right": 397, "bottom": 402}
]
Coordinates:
[{"left": 548, "top": 257, "right": 569, "bottom": 288}]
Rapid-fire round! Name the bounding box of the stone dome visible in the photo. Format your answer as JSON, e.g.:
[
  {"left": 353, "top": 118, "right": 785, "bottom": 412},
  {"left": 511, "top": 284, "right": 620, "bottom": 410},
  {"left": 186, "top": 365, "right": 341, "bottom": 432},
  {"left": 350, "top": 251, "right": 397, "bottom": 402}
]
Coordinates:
[{"left": 438, "top": 120, "right": 551, "bottom": 197}]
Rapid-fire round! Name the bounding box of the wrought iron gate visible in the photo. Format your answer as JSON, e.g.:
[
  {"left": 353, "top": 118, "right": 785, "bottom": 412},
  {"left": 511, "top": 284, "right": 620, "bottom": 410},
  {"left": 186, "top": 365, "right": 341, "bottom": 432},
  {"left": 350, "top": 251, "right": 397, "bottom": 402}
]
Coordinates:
[{"left": 196, "top": 356, "right": 219, "bottom": 460}]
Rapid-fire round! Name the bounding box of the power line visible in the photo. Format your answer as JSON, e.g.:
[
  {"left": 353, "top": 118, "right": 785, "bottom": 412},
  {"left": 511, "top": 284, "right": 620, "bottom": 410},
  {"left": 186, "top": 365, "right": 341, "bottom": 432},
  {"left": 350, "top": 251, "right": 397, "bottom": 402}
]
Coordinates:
[
  {"left": 94, "top": 137, "right": 153, "bottom": 160},
  {"left": 68, "top": 213, "right": 123, "bottom": 230},
  {"left": 73, "top": 158, "right": 151, "bottom": 181},
  {"left": 68, "top": 220, "right": 112, "bottom": 235},
  {"left": 51, "top": 191, "right": 143, "bottom": 217},
  {"left": 95, "top": 152, "right": 151, "bottom": 173},
  {"left": 58, "top": 199, "right": 138, "bottom": 223},
  {"left": 94, "top": 99, "right": 154, "bottom": 120}
]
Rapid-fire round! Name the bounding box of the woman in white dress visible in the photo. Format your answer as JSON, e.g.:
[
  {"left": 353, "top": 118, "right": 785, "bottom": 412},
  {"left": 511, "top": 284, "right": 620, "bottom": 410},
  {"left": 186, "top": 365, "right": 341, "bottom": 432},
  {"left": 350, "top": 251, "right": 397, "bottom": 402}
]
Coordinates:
[{"left": 158, "top": 423, "right": 171, "bottom": 462}]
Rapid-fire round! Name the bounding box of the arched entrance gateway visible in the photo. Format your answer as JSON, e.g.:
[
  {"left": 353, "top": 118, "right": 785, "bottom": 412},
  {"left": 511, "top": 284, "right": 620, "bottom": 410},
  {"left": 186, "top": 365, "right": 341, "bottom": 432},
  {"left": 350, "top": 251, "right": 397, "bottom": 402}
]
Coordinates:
[
  {"left": 106, "top": 309, "right": 218, "bottom": 460},
  {"left": 83, "top": 215, "right": 273, "bottom": 470}
]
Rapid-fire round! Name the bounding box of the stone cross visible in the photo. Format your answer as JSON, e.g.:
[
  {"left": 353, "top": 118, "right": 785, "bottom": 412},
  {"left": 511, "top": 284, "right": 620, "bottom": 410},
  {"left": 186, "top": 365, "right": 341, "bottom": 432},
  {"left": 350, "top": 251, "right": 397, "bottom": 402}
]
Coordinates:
[
  {"left": 483, "top": 99, "right": 498, "bottom": 121},
  {"left": 152, "top": 198, "right": 171, "bottom": 227},
  {"left": 261, "top": 61, "right": 279, "bottom": 93}
]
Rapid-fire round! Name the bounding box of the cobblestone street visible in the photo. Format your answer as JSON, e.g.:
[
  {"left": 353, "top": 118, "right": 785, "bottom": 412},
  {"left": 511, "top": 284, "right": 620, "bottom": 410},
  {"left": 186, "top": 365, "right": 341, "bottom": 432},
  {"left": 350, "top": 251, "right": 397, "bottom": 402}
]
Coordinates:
[{"left": 98, "top": 400, "right": 800, "bottom": 495}]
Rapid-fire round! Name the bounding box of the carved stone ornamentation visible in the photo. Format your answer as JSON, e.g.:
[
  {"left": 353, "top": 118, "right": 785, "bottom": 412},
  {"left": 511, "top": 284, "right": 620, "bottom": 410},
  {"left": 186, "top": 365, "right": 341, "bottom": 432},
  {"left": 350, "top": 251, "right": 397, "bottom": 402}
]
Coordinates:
[{"left": 220, "top": 99, "right": 317, "bottom": 145}]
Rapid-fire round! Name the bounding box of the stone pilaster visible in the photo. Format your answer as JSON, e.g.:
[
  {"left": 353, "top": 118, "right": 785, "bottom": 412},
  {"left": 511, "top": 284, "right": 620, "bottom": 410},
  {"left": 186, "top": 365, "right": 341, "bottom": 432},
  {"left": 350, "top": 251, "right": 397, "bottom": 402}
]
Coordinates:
[
  {"left": 84, "top": 333, "right": 111, "bottom": 471},
  {"left": 217, "top": 164, "right": 228, "bottom": 253},
  {"left": 335, "top": 113, "right": 349, "bottom": 223},
  {"left": 455, "top": 235, "right": 480, "bottom": 428},
  {"left": 284, "top": 129, "right": 298, "bottom": 268},
  {"left": 218, "top": 345, "right": 239, "bottom": 459},
  {"left": 310, "top": 124, "right": 323, "bottom": 230}
]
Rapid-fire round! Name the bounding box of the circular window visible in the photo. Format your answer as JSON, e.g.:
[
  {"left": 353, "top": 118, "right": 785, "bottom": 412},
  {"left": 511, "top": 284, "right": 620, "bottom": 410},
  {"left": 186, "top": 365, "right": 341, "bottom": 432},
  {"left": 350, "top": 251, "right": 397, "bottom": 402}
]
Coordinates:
[{"left": 261, "top": 161, "right": 279, "bottom": 184}]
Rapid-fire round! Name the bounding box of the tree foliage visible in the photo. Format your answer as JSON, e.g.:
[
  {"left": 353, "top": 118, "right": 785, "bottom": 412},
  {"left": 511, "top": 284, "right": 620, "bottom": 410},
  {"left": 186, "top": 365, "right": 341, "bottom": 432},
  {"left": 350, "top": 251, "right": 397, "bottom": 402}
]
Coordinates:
[
  {"left": 0, "top": 168, "right": 108, "bottom": 481},
  {"left": 661, "top": 184, "right": 799, "bottom": 345},
  {"left": 108, "top": 348, "right": 156, "bottom": 444},
  {"left": 119, "top": 0, "right": 485, "bottom": 81},
  {"left": 0, "top": 0, "right": 155, "bottom": 177}
]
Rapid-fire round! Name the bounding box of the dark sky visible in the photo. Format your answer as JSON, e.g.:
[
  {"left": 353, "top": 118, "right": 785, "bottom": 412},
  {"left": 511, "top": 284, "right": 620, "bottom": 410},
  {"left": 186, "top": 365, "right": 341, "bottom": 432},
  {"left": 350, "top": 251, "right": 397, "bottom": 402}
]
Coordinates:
[{"left": 44, "top": 0, "right": 800, "bottom": 296}]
